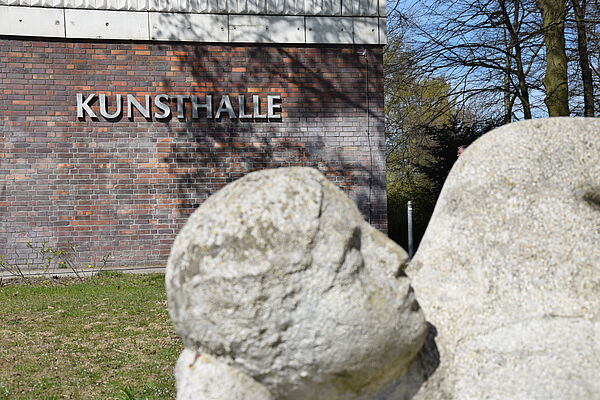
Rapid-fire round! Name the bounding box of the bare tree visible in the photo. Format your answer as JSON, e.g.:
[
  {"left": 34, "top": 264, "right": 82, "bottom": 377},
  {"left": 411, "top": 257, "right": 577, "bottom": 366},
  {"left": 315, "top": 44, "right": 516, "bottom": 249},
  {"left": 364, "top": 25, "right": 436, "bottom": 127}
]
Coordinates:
[
  {"left": 397, "top": 0, "right": 546, "bottom": 121},
  {"left": 498, "top": 0, "right": 535, "bottom": 119},
  {"left": 570, "top": 0, "right": 595, "bottom": 116},
  {"left": 536, "top": 0, "right": 571, "bottom": 116},
  {"left": 392, "top": 0, "right": 600, "bottom": 118}
]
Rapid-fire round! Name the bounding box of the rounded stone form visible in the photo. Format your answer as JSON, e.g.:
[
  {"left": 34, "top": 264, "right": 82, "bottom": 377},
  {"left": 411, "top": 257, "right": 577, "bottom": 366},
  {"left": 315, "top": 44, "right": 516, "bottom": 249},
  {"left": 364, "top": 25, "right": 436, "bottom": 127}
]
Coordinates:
[
  {"left": 167, "top": 167, "right": 426, "bottom": 400},
  {"left": 408, "top": 118, "right": 600, "bottom": 399},
  {"left": 175, "top": 349, "right": 274, "bottom": 400}
]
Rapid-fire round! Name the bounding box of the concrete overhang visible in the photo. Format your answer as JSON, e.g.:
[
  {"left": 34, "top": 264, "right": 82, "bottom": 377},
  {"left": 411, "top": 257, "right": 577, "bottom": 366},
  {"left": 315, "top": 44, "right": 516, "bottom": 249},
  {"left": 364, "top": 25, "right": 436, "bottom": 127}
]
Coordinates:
[{"left": 0, "top": 0, "right": 387, "bottom": 44}]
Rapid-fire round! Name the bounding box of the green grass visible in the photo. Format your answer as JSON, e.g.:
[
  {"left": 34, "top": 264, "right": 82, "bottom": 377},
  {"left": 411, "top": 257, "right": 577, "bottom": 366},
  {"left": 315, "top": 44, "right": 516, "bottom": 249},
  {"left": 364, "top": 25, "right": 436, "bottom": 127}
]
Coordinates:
[{"left": 0, "top": 272, "right": 182, "bottom": 399}]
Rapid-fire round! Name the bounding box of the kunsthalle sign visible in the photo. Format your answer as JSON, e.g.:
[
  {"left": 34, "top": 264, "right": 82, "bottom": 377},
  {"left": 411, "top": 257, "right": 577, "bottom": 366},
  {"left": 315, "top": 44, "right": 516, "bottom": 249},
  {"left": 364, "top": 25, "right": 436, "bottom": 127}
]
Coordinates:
[{"left": 76, "top": 93, "right": 282, "bottom": 120}]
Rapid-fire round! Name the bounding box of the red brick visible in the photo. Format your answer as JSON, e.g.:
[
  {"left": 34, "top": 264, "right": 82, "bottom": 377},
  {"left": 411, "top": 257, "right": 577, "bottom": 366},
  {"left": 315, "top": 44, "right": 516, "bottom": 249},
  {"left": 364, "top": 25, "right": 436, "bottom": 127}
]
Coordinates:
[{"left": 0, "top": 39, "right": 386, "bottom": 268}]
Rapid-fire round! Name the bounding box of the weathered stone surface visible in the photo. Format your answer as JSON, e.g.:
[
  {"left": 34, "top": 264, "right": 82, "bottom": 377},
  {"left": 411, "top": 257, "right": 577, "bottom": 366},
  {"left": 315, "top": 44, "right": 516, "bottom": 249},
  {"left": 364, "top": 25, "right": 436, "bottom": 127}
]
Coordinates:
[
  {"left": 166, "top": 167, "right": 427, "bottom": 400},
  {"left": 408, "top": 117, "right": 600, "bottom": 400},
  {"left": 175, "top": 349, "right": 274, "bottom": 400}
]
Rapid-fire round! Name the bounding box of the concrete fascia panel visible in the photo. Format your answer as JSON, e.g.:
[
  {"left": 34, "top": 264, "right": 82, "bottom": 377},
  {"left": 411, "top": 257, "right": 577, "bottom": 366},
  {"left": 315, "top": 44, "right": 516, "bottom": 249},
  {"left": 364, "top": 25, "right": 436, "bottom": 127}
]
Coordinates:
[
  {"left": 362, "top": 0, "right": 378, "bottom": 16},
  {"left": 353, "top": 17, "right": 377, "bottom": 44},
  {"left": 229, "top": 15, "right": 305, "bottom": 43},
  {"left": 378, "top": 16, "right": 386, "bottom": 44},
  {"left": 2, "top": 0, "right": 377, "bottom": 15},
  {"left": 207, "top": 0, "right": 228, "bottom": 14},
  {"left": 148, "top": 0, "right": 224, "bottom": 13},
  {"left": 342, "top": 0, "right": 377, "bottom": 16},
  {"left": 0, "top": 5, "right": 382, "bottom": 43},
  {"left": 149, "top": 0, "right": 175, "bottom": 12},
  {"left": 65, "top": 8, "right": 149, "bottom": 39},
  {"left": 306, "top": 16, "right": 352, "bottom": 44},
  {"left": 341, "top": 0, "right": 350, "bottom": 16},
  {"left": 124, "top": 0, "right": 149, "bottom": 11},
  {"left": 150, "top": 12, "right": 228, "bottom": 42},
  {"left": 264, "top": 0, "right": 303, "bottom": 16},
  {"left": 62, "top": 0, "right": 150, "bottom": 11},
  {"left": 0, "top": 5, "right": 65, "bottom": 37},
  {"left": 227, "top": 0, "right": 340, "bottom": 16},
  {"left": 377, "top": 0, "right": 384, "bottom": 16},
  {"left": 305, "top": 0, "right": 342, "bottom": 16},
  {"left": 155, "top": 0, "right": 189, "bottom": 12},
  {"left": 228, "top": 0, "right": 267, "bottom": 14},
  {"left": 26, "top": 0, "right": 63, "bottom": 6}
]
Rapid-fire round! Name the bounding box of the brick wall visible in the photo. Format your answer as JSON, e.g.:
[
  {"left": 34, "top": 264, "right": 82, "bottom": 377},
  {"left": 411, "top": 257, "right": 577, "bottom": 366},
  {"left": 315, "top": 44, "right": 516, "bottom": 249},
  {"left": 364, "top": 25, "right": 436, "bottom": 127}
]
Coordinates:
[{"left": 0, "top": 38, "right": 386, "bottom": 268}]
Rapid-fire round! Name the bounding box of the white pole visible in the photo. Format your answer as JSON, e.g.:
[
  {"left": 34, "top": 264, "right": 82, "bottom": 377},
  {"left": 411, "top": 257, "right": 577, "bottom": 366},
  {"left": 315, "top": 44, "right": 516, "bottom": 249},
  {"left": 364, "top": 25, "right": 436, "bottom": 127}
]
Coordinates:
[{"left": 407, "top": 201, "right": 414, "bottom": 259}]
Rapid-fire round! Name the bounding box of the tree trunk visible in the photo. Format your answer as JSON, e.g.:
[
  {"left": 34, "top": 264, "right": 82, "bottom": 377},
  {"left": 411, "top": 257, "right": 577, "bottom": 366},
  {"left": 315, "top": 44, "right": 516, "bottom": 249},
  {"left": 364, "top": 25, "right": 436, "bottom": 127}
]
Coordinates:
[
  {"left": 536, "top": 0, "right": 570, "bottom": 116},
  {"left": 571, "top": 0, "right": 595, "bottom": 116}
]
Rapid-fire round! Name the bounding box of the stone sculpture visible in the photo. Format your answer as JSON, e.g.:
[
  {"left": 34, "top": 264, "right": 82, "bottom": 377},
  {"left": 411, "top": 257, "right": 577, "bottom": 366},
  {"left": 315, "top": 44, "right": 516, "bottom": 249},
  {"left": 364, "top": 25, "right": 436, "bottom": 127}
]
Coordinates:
[
  {"left": 166, "top": 167, "right": 428, "bottom": 400},
  {"left": 166, "top": 117, "right": 599, "bottom": 400},
  {"left": 409, "top": 117, "right": 600, "bottom": 399}
]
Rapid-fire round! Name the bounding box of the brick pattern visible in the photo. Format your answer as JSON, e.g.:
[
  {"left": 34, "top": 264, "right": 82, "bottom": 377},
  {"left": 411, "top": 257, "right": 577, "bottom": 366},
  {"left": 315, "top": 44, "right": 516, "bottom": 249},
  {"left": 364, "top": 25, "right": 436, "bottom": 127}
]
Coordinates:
[{"left": 0, "top": 39, "right": 386, "bottom": 267}]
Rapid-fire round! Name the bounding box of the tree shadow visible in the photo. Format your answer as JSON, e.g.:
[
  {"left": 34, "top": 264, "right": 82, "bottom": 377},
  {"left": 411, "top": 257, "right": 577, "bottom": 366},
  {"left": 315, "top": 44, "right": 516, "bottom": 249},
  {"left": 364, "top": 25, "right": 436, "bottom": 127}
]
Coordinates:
[{"left": 152, "top": 15, "right": 386, "bottom": 229}]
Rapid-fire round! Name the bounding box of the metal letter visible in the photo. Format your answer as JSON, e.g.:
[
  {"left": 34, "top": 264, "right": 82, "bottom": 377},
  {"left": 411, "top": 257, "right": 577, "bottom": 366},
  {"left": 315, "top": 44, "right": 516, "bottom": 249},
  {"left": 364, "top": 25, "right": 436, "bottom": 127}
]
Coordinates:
[
  {"left": 252, "top": 95, "right": 267, "bottom": 119},
  {"left": 267, "top": 95, "right": 282, "bottom": 119},
  {"left": 215, "top": 95, "right": 237, "bottom": 119},
  {"left": 238, "top": 95, "right": 252, "bottom": 119},
  {"left": 99, "top": 94, "right": 122, "bottom": 119},
  {"left": 127, "top": 94, "right": 151, "bottom": 119},
  {"left": 76, "top": 93, "right": 97, "bottom": 118},
  {"left": 154, "top": 94, "right": 171, "bottom": 119},
  {"left": 192, "top": 95, "right": 213, "bottom": 119},
  {"left": 171, "top": 95, "right": 190, "bottom": 119}
]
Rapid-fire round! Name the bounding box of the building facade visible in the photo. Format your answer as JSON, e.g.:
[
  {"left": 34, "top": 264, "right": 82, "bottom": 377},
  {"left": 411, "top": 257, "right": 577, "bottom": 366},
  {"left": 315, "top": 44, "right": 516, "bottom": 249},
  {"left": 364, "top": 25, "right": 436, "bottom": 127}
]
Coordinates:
[{"left": 0, "top": 0, "right": 387, "bottom": 267}]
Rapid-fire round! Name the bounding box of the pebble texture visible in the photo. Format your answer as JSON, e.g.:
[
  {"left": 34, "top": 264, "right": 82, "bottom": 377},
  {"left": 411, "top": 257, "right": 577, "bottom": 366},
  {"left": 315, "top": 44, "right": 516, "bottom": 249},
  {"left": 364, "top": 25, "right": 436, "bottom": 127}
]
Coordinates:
[
  {"left": 408, "top": 118, "right": 600, "bottom": 400},
  {"left": 166, "top": 167, "right": 427, "bottom": 400}
]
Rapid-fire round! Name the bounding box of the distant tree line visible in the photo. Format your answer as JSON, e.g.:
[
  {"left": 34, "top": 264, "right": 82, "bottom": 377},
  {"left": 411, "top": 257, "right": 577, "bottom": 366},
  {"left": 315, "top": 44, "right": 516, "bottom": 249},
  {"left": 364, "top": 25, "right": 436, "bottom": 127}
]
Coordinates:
[{"left": 385, "top": 0, "right": 598, "bottom": 249}]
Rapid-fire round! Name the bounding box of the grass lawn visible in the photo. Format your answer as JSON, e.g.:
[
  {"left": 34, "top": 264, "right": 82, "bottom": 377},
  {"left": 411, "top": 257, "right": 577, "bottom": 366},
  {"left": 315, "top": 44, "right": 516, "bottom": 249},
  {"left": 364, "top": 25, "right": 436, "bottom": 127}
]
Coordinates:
[{"left": 0, "top": 272, "right": 182, "bottom": 400}]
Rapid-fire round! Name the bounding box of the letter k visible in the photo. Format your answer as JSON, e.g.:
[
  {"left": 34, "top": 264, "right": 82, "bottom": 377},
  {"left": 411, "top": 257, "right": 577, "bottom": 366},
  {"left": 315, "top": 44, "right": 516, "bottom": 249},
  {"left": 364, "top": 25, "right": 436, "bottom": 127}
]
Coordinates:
[{"left": 77, "top": 93, "right": 97, "bottom": 118}]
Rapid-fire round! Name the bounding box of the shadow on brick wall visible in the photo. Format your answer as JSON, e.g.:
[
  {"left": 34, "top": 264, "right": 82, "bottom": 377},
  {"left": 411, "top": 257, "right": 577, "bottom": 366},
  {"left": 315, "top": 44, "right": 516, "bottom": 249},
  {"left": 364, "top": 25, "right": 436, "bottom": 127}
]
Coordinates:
[{"left": 154, "top": 27, "right": 386, "bottom": 229}]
